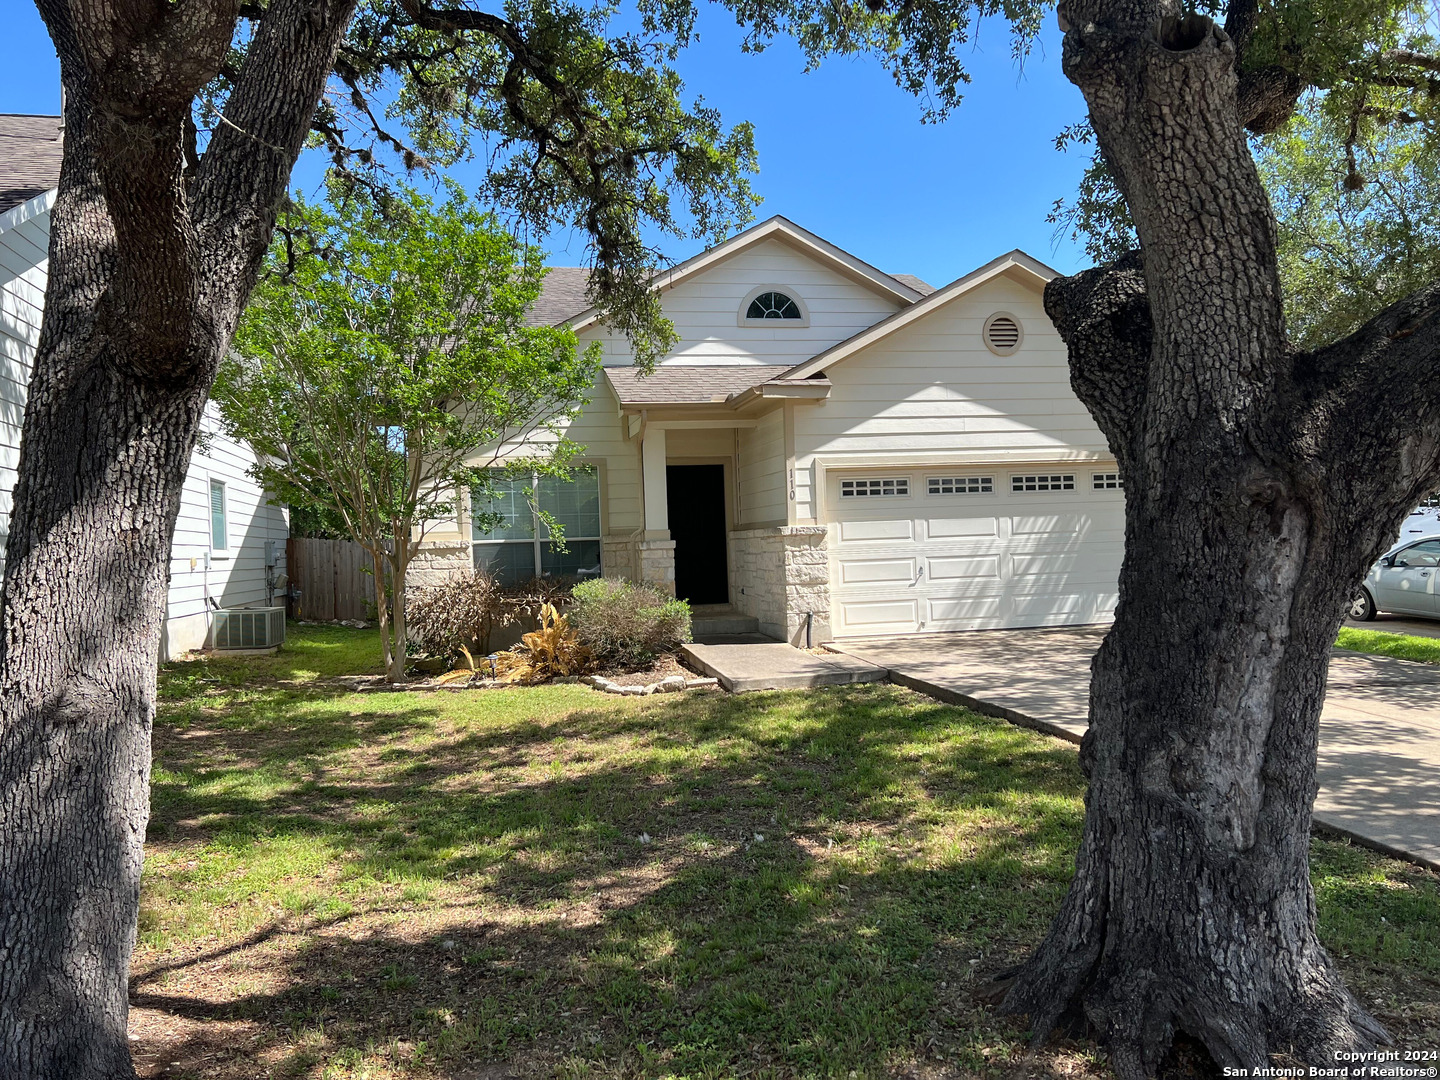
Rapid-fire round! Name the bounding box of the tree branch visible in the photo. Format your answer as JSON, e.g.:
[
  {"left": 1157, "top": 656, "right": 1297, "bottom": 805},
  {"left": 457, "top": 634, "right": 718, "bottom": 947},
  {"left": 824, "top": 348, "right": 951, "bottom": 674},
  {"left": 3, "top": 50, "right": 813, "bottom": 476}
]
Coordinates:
[
  {"left": 1382, "top": 48, "right": 1440, "bottom": 74},
  {"left": 1294, "top": 281, "right": 1440, "bottom": 494},
  {"left": 1043, "top": 251, "right": 1152, "bottom": 463},
  {"left": 193, "top": 0, "right": 359, "bottom": 303}
]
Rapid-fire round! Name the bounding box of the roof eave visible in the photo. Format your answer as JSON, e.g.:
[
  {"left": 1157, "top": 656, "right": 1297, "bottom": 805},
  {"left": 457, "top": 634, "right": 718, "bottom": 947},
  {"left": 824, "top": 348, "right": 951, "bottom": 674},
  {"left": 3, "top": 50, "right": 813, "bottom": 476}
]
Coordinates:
[
  {"left": 726, "top": 379, "right": 832, "bottom": 415},
  {"left": 0, "top": 186, "right": 56, "bottom": 236}
]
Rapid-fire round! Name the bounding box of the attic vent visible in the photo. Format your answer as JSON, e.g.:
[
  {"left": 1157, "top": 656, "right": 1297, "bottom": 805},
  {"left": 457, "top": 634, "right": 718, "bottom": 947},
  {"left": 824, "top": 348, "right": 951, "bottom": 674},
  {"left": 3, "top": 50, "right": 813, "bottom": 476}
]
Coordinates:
[{"left": 983, "top": 312, "right": 1023, "bottom": 355}]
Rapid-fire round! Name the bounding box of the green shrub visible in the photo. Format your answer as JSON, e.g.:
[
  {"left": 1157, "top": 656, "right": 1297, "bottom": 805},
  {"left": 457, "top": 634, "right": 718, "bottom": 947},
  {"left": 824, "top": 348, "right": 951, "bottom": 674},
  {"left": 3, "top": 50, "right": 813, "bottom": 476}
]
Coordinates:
[{"left": 568, "top": 578, "right": 692, "bottom": 669}]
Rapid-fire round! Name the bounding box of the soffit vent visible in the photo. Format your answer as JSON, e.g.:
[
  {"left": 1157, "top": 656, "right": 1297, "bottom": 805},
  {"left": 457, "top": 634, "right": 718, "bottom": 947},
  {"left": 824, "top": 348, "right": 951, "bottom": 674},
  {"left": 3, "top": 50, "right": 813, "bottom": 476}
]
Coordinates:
[{"left": 983, "top": 312, "right": 1023, "bottom": 356}]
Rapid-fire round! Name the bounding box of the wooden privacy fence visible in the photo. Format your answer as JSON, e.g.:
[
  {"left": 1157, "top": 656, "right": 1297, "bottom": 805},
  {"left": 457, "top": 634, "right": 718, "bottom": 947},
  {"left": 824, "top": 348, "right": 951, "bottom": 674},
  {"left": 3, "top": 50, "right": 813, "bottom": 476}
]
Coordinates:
[{"left": 287, "top": 538, "right": 377, "bottom": 622}]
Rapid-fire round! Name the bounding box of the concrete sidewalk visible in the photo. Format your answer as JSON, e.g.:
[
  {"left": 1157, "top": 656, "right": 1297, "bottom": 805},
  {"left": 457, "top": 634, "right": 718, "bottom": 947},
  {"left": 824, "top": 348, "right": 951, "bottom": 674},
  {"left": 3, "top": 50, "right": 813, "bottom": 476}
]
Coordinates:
[
  {"left": 680, "top": 641, "right": 887, "bottom": 692},
  {"left": 836, "top": 629, "right": 1440, "bottom": 871}
]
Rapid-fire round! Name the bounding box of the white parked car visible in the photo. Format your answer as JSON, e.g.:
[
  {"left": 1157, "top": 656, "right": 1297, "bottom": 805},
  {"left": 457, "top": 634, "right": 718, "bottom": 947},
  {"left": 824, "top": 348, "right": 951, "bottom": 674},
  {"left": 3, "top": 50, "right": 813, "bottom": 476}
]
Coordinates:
[{"left": 1351, "top": 527, "right": 1440, "bottom": 622}]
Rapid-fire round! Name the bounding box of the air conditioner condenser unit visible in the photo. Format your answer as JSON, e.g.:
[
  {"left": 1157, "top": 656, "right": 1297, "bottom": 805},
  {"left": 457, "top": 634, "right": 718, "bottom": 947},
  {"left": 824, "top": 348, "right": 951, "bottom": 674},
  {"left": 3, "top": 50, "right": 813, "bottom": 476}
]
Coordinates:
[{"left": 210, "top": 606, "right": 286, "bottom": 650}]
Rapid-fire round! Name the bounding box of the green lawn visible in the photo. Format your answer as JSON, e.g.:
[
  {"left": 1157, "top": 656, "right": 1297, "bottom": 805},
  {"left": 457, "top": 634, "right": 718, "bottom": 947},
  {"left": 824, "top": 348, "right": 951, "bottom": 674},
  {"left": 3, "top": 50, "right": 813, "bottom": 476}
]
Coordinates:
[
  {"left": 1338, "top": 626, "right": 1440, "bottom": 665},
  {"left": 133, "top": 624, "right": 1440, "bottom": 1079}
]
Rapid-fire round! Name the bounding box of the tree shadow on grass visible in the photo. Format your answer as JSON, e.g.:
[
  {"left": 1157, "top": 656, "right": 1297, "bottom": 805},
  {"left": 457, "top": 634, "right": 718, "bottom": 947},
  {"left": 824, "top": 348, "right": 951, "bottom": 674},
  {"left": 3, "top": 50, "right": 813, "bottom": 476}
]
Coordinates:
[
  {"left": 135, "top": 682, "right": 1100, "bottom": 1078},
  {"left": 130, "top": 834, "right": 1089, "bottom": 1079}
]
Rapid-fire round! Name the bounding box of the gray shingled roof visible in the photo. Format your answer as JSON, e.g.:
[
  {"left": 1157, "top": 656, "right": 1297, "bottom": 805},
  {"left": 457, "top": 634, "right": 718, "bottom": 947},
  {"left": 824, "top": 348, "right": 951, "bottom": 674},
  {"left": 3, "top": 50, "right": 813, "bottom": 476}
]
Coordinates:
[
  {"left": 891, "top": 273, "right": 936, "bottom": 295},
  {"left": 605, "top": 364, "right": 795, "bottom": 405},
  {"left": 0, "top": 115, "right": 63, "bottom": 215},
  {"left": 527, "top": 267, "right": 591, "bottom": 327}
]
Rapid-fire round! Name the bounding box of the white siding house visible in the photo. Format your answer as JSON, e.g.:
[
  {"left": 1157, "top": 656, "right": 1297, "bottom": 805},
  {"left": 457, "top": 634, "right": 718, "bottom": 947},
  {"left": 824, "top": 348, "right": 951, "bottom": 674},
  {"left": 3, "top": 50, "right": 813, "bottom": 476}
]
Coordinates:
[
  {"left": 418, "top": 214, "right": 1121, "bottom": 645},
  {"left": 0, "top": 115, "right": 287, "bottom": 659}
]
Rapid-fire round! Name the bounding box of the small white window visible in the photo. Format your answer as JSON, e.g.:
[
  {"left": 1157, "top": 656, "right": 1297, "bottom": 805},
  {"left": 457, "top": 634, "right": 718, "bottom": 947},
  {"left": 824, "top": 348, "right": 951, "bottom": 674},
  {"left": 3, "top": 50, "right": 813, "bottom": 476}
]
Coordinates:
[
  {"left": 1093, "top": 472, "right": 1123, "bottom": 490},
  {"left": 1011, "top": 474, "right": 1075, "bottom": 493},
  {"left": 209, "top": 479, "right": 228, "bottom": 551},
  {"left": 840, "top": 477, "right": 910, "bottom": 498},
  {"left": 928, "top": 476, "right": 994, "bottom": 495},
  {"left": 983, "top": 312, "right": 1024, "bottom": 356}
]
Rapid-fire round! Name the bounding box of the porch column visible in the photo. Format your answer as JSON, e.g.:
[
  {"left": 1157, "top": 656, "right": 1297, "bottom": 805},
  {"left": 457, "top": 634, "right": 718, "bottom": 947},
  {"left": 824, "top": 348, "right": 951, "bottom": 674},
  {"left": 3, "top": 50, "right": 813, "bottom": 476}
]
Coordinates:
[
  {"left": 638, "top": 425, "right": 676, "bottom": 595},
  {"left": 642, "top": 426, "right": 668, "bottom": 535}
]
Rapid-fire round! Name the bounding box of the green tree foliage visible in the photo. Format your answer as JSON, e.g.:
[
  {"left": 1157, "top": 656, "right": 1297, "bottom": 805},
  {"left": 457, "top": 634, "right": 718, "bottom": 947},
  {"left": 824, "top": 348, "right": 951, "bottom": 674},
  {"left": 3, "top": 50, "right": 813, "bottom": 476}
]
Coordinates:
[
  {"left": 217, "top": 186, "right": 601, "bottom": 680},
  {"left": 1258, "top": 95, "right": 1440, "bottom": 348},
  {"left": 1047, "top": 1, "right": 1440, "bottom": 345},
  {"left": 200, "top": 0, "right": 763, "bottom": 363}
]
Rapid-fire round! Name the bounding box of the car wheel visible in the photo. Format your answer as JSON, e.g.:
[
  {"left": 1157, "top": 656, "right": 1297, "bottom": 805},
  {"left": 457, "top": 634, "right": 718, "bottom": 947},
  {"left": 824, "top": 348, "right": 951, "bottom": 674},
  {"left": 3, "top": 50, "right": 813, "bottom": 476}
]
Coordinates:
[{"left": 1349, "top": 587, "right": 1377, "bottom": 622}]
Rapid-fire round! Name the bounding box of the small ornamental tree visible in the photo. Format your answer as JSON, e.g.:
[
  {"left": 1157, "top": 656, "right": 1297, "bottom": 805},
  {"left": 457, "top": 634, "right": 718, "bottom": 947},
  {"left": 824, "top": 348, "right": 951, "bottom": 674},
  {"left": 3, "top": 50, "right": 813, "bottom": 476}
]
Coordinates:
[{"left": 218, "top": 187, "right": 600, "bottom": 681}]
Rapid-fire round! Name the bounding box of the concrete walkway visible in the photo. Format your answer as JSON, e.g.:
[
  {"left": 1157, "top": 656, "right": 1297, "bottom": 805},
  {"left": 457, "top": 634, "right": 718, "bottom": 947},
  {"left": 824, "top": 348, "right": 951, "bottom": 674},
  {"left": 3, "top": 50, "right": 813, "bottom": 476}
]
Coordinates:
[
  {"left": 836, "top": 628, "right": 1440, "bottom": 871},
  {"left": 680, "top": 641, "right": 887, "bottom": 693}
]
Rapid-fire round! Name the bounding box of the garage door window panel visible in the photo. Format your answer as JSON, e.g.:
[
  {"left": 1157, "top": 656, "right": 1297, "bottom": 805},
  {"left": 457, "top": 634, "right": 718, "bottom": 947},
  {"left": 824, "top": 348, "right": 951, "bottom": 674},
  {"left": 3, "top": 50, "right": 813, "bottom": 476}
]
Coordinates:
[
  {"left": 841, "top": 478, "right": 910, "bottom": 498},
  {"left": 928, "top": 476, "right": 994, "bottom": 495},
  {"left": 1011, "top": 474, "right": 1076, "bottom": 492}
]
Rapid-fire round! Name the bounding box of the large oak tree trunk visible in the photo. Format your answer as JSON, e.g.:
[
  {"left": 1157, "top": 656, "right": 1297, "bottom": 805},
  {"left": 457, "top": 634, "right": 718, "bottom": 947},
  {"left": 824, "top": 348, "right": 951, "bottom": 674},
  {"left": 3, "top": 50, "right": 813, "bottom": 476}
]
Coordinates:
[
  {"left": 0, "top": 1, "right": 355, "bottom": 1074},
  {"left": 0, "top": 103, "right": 210, "bottom": 1077},
  {"left": 1001, "top": 4, "right": 1440, "bottom": 1074}
]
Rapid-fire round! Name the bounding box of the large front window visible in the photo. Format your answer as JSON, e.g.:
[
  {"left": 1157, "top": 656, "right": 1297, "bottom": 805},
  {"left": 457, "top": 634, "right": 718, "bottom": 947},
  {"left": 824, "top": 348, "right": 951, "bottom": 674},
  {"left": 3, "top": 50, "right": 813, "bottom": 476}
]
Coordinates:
[{"left": 472, "top": 468, "right": 602, "bottom": 585}]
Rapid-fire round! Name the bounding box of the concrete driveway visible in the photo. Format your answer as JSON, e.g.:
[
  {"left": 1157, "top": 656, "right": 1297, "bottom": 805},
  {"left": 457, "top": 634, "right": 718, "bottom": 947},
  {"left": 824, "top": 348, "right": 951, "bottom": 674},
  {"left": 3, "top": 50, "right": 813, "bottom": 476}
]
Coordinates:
[{"left": 837, "top": 628, "right": 1440, "bottom": 870}]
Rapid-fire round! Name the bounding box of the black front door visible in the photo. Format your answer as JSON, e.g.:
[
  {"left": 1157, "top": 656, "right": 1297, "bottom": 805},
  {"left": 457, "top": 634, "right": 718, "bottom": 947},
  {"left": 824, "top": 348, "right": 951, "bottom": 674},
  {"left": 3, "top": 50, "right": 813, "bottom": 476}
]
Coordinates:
[{"left": 666, "top": 464, "right": 728, "bottom": 605}]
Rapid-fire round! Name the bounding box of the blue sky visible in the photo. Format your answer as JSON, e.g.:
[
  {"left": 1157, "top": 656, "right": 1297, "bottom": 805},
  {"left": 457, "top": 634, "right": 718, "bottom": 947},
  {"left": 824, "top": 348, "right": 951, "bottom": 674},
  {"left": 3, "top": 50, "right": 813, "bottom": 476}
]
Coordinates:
[{"left": 1, "top": 4, "right": 1093, "bottom": 285}]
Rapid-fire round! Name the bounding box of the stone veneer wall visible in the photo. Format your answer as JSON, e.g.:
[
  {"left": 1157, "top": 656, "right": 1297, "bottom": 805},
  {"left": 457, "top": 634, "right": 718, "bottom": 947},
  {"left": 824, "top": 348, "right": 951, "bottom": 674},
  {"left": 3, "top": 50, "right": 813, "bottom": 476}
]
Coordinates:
[
  {"left": 728, "top": 525, "right": 831, "bottom": 644},
  {"left": 601, "top": 535, "right": 638, "bottom": 582},
  {"left": 636, "top": 538, "right": 677, "bottom": 596},
  {"left": 407, "top": 540, "right": 472, "bottom": 588},
  {"left": 602, "top": 532, "right": 677, "bottom": 596},
  {"left": 729, "top": 528, "right": 785, "bottom": 638},
  {"left": 782, "top": 526, "right": 831, "bottom": 645},
  {"left": 412, "top": 534, "right": 662, "bottom": 593}
]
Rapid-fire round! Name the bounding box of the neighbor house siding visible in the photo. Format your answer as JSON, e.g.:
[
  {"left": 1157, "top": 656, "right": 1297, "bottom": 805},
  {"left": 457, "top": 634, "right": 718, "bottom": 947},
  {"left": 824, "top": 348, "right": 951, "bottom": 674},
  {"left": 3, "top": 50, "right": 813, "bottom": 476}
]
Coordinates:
[
  {"left": 737, "top": 407, "right": 786, "bottom": 526},
  {"left": 791, "top": 274, "right": 1111, "bottom": 521},
  {"left": 0, "top": 194, "right": 287, "bottom": 658},
  {"left": 164, "top": 401, "right": 290, "bottom": 653},
  {"left": 0, "top": 193, "right": 51, "bottom": 566},
  {"left": 578, "top": 239, "right": 903, "bottom": 368}
]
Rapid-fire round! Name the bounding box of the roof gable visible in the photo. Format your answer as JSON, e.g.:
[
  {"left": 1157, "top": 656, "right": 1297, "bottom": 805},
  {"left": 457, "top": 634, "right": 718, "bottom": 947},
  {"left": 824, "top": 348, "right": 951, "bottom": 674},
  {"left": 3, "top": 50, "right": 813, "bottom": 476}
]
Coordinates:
[
  {"left": 777, "top": 249, "right": 1059, "bottom": 381},
  {"left": 563, "top": 216, "right": 925, "bottom": 332}
]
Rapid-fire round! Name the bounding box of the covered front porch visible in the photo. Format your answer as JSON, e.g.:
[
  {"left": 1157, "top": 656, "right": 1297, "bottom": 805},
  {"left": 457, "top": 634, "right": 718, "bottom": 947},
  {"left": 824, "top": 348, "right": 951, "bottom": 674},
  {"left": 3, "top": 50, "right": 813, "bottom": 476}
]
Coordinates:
[{"left": 602, "top": 365, "right": 834, "bottom": 645}]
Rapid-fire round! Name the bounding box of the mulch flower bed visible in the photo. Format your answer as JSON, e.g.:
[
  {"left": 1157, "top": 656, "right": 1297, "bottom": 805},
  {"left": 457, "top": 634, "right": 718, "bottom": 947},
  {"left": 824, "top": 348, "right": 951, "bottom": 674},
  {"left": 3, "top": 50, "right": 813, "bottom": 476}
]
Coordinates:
[{"left": 335, "top": 651, "right": 719, "bottom": 694}]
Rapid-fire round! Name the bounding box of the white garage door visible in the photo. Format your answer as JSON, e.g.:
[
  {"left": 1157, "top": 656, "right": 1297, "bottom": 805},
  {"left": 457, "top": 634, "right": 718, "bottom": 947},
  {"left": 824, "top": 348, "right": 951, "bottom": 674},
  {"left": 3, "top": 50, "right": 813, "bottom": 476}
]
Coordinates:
[{"left": 827, "top": 468, "right": 1124, "bottom": 638}]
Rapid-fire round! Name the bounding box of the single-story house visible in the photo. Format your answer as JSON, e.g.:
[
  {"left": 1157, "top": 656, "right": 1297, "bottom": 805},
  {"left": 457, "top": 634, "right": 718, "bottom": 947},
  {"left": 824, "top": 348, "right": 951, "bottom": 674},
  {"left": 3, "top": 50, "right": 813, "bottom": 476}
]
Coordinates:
[
  {"left": 417, "top": 215, "right": 1124, "bottom": 645},
  {"left": 0, "top": 114, "right": 289, "bottom": 658}
]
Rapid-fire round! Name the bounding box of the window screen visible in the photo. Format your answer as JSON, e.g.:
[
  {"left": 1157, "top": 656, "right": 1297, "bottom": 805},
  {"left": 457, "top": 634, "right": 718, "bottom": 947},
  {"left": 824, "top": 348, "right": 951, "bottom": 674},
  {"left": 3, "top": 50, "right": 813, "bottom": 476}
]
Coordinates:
[{"left": 473, "top": 468, "right": 602, "bottom": 584}]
